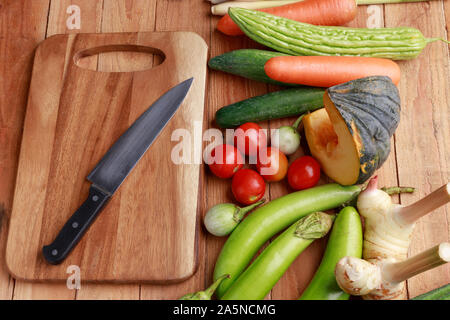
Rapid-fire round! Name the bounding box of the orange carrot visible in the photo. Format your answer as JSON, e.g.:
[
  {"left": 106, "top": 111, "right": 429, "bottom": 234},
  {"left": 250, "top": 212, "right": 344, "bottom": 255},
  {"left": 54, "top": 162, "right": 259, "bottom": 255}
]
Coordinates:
[
  {"left": 264, "top": 56, "right": 401, "bottom": 87},
  {"left": 217, "top": 0, "right": 357, "bottom": 36}
]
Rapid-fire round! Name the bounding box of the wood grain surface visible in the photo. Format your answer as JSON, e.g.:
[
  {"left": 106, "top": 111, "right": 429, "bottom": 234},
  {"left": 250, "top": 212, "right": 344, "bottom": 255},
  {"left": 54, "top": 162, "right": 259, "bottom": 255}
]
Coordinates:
[{"left": 0, "top": 0, "right": 448, "bottom": 299}]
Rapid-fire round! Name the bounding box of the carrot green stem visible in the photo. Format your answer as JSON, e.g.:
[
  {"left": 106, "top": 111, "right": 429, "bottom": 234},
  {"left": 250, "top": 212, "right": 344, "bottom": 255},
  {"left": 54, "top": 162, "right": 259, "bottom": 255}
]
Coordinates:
[
  {"left": 234, "top": 199, "right": 265, "bottom": 222},
  {"left": 381, "top": 186, "right": 415, "bottom": 195},
  {"left": 292, "top": 114, "right": 304, "bottom": 130}
]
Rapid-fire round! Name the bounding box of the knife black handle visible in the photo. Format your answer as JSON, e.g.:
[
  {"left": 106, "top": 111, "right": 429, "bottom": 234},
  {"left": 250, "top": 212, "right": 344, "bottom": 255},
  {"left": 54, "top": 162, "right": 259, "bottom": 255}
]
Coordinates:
[{"left": 42, "top": 185, "right": 111, "bottom": 265}]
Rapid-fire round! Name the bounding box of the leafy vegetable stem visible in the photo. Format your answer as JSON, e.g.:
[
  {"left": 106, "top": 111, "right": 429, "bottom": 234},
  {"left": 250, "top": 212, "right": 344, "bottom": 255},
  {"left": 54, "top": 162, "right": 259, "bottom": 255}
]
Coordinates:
[
  {"left": 382, "top": 243, "right": 450, "bottom": 283},
  {"left": 394, "top": 183, "right": 450, "bottom": 226},
  {"left": 381, "top": 186, "right": 415, "bottom": 195}
]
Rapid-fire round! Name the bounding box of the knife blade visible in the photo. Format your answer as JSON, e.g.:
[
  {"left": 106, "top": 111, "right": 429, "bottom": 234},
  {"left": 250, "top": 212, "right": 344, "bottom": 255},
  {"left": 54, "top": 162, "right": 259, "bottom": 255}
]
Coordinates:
[{"left": 42, "top": 78, "right": 194, "bottom": 265}]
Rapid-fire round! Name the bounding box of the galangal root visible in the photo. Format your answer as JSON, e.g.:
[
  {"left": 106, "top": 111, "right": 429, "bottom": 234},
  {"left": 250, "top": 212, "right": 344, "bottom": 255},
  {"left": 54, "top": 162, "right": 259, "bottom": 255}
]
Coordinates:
[{"left": 335, "top": 177, "right": 450, "bottom": 300}]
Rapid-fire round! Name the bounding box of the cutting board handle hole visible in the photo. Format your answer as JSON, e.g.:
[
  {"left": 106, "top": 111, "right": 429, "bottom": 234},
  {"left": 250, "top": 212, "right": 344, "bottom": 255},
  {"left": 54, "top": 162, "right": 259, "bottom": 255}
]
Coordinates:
[{"left": 73, "top": 44, "right": 166, "bottom": 73}]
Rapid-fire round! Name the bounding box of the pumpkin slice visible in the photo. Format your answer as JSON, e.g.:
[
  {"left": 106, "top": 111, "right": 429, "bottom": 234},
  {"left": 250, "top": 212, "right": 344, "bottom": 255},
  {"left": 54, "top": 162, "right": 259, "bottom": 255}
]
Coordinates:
[{"left": 303, "top": 76, "right": 400, "bottom": 185}]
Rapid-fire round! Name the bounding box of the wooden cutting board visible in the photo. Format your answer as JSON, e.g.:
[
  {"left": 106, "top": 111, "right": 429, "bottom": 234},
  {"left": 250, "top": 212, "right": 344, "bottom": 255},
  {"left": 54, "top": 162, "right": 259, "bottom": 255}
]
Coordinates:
[{"left": 5, "top": 32, "right": 208, "bottom": 283}]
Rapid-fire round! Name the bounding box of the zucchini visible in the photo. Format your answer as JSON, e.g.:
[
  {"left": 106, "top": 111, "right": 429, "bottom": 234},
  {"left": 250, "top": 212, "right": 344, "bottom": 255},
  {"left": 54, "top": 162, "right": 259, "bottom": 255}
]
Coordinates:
[
  {"left": 412, "top": 284, "right": 450, "bottom": 300},
  {"left": 215, "top": 87, "right": 325, "bottom": 128},
  {"left": 228, "top": 7, "right": 449, "bottom": 60},
  {"left": 208, "top": 49, "right": 295, "bottom": 86}
]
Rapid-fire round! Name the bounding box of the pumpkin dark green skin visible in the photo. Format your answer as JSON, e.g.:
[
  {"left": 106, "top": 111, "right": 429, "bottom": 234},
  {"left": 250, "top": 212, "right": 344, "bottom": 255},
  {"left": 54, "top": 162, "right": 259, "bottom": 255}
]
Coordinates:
[{"left": 327, "top": 76, "right": 401, "bottom": 184}]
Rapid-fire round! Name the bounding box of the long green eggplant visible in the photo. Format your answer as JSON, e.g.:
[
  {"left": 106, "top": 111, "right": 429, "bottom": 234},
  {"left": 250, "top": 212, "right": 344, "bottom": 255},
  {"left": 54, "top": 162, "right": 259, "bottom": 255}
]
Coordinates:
[
  {"left": 213, "top": 184, "right": 362, "bottom": 298},
  {"left": 222, "top": 212, "right": 334, "bottom": 300},
  {"left": 299, "top": 206, "right": 363, "bottom": 300}
]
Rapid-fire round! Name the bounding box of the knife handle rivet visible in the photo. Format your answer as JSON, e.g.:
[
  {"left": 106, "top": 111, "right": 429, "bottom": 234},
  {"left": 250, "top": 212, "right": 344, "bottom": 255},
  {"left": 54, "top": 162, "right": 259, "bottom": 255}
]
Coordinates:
[
  {"left": 51, "top": 249, "right": 58, "bottom": 256},
  {"left": 72, "top": 222, "right": 79, "bottom": 228},
  {"left": 92, "top": 195, "right": 99, "bottom": 202}
]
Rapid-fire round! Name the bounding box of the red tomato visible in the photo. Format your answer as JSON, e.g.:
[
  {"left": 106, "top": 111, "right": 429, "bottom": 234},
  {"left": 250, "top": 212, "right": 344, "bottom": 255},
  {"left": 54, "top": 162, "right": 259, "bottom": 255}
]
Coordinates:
[
  {"left": 287, "top": 156, "right": 321, "bottom": 190},
  {"left": 231, "top": 169, "right": 266, "bottom": 205},
  {"left": 256, "top": 147, "right": 288, "bottom": 182},
  {"left": 234, "top": 122, "right": 267, "bottom": 157},
  {"left": 208, "top": 144, "right": 244, "bottom": 179}
]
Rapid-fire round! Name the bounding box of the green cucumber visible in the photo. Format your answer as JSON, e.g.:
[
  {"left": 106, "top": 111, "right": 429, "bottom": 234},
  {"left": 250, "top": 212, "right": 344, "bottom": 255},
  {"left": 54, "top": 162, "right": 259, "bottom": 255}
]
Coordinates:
[
  {"left": 299, "top": 206, "right": 363, "bottom": 300},
  {"left": 208, "top": 49, "right": 294, "bottom": 86},
  {"left": 215, "top": 87, "right": 325, "bottom": 128},
  {"left": 412, "top": 284, "right": 450, "bottom": 300}
]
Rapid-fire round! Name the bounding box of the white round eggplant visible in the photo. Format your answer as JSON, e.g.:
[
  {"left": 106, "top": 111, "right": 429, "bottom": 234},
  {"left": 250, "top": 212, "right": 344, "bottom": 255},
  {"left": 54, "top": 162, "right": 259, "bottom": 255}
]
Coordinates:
[
  {"left": 271, "top": 115, "right": 304, "bottom": 155},
  {"left": 271, "top": 126, "right": 301, "bottom": 155},
  {"left": 204, "top": 200, "right": 265, "bottom": 236}
]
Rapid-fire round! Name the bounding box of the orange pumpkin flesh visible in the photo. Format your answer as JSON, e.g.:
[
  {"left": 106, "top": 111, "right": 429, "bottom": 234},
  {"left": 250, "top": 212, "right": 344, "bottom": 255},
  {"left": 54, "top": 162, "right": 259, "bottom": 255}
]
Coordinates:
[{"left": 303, "top": 93, "right": 361, "bottom": 186}]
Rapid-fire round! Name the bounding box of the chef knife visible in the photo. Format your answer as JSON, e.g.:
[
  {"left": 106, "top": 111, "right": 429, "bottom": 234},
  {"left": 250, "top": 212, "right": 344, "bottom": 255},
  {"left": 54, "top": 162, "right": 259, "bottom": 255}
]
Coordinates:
[{"left": 42, "top": 78, "right": 194, "bottom": 265}]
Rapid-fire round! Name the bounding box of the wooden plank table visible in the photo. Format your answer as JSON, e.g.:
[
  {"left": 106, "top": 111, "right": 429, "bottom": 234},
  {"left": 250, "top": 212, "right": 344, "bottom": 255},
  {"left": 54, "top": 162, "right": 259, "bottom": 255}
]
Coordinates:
[{"left": 0, "top": 0, "right": 448, "bottom": 300}]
